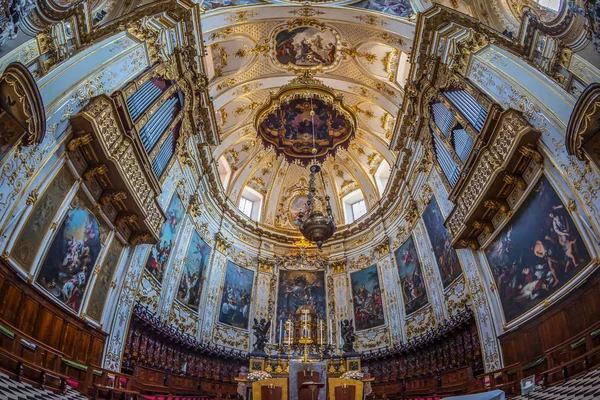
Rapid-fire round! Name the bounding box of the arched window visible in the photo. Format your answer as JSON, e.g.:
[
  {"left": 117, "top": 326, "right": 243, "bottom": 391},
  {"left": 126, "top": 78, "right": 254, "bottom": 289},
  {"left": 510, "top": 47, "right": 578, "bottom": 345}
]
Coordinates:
[
  {"left": 239, "top": 187, "right": 263, "bottom": 222},
  {"left": 343, "top": 189, "right": 367, "bottom": 224},
  {"left": 375, "top": 159, "right": 391, "bottom": 196},
  {"left": 536, "top": 0, "right": 561, "bottom": 11},
  {"left": 218, "top": 156, "right": 232, "bottom": 190}
]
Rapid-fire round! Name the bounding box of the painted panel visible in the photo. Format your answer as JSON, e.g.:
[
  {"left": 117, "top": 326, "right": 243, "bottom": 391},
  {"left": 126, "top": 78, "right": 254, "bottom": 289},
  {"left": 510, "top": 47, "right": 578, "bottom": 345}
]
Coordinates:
[
  {"left": 275, "top": 270, "right": 327, "bottom": 342},
  {"left": 11, "top": 166, "right": 74, "bottom": 271},
  {"left": 87, "top": 237, "right": 124, "bottom": 322},
  {"left": 350, "top": 264, "right": 385, "bottom": 331},
  {"left": 218, "top": 261, "right": 254, "bottom": 330},
  {"left": 394, "top": 234, "right": 429, "bottom": 315},
  {"left": 144, "top": 193, "right": 185, "bottom": 282},
  {"left": 176, "top": 230, "right": 211, "bottom": 310},
  {"left": 35, "top": 208, "right": 102, "bottom": 313},
  {"left": 485, "top": 175, "right": 592, "bottom": 322},
  {"left": 351, "top": 0, "right": 413, "bottom": 17},
  {"left": 422, "top": 198, "right": 462, "bottom": 289},
  {"left": 200, "top": 0, "right": 265, "bottom": 10}
]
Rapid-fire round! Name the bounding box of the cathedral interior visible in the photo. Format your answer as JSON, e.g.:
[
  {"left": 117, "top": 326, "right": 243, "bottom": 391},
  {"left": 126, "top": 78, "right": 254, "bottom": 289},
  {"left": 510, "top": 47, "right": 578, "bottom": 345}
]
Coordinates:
[{"left": 0, "top": 0, "right": 599, "bottom": 399}]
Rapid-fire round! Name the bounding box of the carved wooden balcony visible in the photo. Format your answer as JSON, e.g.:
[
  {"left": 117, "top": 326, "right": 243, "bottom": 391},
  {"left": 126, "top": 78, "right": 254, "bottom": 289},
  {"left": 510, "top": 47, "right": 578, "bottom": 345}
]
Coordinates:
[
  {"left": 68, "top": 95, "right": 166, "bottom": 245},
  {"left": 444, "top": 108, "right": 542, "bottom": 249}
]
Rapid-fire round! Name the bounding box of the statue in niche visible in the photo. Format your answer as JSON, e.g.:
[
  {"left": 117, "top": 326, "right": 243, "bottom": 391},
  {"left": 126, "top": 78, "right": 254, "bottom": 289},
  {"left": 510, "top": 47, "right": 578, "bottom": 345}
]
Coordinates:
[
  {"left": 252, "top": 318, "right": 271, "bottom": 354},
  {"left": 341, "top": 319, "right": 356, "bottom": 353}
]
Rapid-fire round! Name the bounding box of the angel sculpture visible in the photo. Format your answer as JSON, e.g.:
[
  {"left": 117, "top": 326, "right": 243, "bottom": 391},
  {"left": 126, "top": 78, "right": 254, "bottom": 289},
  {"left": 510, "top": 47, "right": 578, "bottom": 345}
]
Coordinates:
[
  {"left": 252, "top": 318, "right": 271, "bottom": 353},
  {"left": 341, "top": 319, "right": 357, "bottom": 353}
]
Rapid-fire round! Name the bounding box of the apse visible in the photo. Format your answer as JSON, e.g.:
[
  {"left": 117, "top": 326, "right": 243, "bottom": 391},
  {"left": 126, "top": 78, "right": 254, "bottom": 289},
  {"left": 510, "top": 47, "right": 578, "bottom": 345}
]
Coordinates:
[{"left": 0, "top": 1, "right": 598, "bottom": 400}]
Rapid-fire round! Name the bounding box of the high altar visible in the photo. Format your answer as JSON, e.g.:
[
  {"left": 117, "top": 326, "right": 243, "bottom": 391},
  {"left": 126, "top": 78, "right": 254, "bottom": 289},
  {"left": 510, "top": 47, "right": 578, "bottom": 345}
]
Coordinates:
[{"left": 238, "top": 301, "right": 369, "bottom": 400}]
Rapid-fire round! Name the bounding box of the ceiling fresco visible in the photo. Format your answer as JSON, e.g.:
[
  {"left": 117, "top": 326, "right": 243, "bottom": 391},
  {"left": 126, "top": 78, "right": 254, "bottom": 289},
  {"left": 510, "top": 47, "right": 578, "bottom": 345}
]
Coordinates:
[
  {"left": 255, "top": 75, "right": 357, "bottom": 163},
  {"left": 203, "top": 3, "right": 415, "bottom": 232}
]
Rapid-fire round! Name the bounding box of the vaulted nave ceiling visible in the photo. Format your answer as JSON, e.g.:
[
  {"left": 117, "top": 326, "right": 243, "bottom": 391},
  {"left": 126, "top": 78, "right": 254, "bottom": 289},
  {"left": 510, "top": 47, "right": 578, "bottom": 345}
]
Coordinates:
[{"left": 201, "top": 3, "right": 415, "bottom": 232}]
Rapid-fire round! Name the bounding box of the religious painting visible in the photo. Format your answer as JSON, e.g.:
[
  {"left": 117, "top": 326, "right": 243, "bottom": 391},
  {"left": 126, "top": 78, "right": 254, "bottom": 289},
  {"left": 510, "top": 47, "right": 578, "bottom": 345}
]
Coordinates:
[
  {"left": 275, "top": 270, "right": 327, "bottom": 342},
  {"left": 485, "top": 176, "right": 591, "bottom": 322},
  {"left": 394, "top": 235, "right": 429, "bottom": 315},
  {"left": 275, "top": 26, "right": 337, "bottom": 68},
  {"left": 35, "top": 208, "right": 102, "bottom": 313},
  {"left": 218, "top": 261, "right": 254, "bottom": 329},
  {"left": 290, "top": 196, "right": 310, "bottom": 225},
  {"left": 352, "top": 0, "right": 413, "bottom": 18},
  {"left": 350, "top": 264, "right": 385, "bottom": 331},
  {"left": 200, "top": 0, "right": 265, "bottom": 11},
  {"left": 145, "top": 193, "right": 185, "bottom": 283},
  {"left": 86, "top": 238, "right": 124, "bottom": 322},
  {"left": 12, "top": 166, "right": 75, "bottom": 271},
  {"left": 256, "top": 96, "right": 355, "bottom": 163},
  {"left": 176, "top": 231, "right": 211, "bottom": 310},
  {"left": 422, "top": 198, "right": 462, "bottom": 288}
]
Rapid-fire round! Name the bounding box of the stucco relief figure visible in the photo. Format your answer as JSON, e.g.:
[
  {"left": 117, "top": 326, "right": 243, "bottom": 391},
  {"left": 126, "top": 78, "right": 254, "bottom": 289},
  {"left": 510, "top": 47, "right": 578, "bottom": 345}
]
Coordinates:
[{"left": 486, "top": 176, "right": 591, "bottom": 322}]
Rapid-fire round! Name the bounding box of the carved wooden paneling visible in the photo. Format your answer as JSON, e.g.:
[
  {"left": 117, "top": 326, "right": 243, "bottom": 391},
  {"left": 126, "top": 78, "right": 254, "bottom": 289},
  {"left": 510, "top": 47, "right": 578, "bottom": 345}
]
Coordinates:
[
  {"left": 0, "top": 260, "right": 107, "bottom": 366},
  {"left": 499, "top": 269, "right": 600, "bottom": 367}
]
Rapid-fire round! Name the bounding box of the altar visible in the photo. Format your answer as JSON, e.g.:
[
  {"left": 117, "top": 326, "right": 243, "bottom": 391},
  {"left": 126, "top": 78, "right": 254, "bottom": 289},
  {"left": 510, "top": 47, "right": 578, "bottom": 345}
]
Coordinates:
[
  {"left": 289, "top": 360, "right": 327, "bottom": 400},
  {"left": 237, "top": 300, "right": 369, "bottom": 400}
]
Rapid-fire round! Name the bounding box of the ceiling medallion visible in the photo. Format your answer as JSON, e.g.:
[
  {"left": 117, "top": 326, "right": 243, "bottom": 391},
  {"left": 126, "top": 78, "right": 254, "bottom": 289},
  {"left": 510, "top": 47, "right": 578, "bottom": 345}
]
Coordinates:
[
  {"left": 271, "top": 19, "right": 344, "bottom": 73},
  {"left": 254, "top": 72, "right": 357, "bottom": 164}
]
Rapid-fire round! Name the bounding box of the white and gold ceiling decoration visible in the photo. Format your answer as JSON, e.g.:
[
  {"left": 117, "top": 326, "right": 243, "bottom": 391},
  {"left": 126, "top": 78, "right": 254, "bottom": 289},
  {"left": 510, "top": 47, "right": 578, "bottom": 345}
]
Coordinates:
[{"left": 202, "top": 3, "right": 415, "bottom": 234}]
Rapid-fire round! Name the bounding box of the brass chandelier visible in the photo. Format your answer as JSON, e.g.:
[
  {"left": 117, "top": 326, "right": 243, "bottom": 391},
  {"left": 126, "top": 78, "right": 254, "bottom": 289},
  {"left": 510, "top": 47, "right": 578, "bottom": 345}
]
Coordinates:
[{"left": 295, "top": 86, "right": 336, "bottom": 251}]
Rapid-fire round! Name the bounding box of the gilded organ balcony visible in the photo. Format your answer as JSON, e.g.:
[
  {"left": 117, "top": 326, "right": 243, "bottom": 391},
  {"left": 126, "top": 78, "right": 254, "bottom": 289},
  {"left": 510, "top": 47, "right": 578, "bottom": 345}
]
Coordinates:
[
  {"left": 444, "top": 109, "right": 542, "bottom": 249},
  {"left": 68, "top": 93, "right": 166, "bottom": 245}
]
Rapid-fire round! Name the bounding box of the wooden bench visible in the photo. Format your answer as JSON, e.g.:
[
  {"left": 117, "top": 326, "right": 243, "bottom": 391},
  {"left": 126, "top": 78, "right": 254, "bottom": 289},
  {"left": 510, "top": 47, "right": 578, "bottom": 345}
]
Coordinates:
[{"left": 0, "top": 345, "right": 68, "bottom": 394}]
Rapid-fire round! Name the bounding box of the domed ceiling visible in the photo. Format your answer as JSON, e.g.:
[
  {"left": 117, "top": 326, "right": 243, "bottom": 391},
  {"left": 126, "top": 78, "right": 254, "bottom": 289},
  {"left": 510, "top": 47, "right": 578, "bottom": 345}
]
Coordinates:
[{"left": 202, "top": 1, "right": 417, "bottom": 233}]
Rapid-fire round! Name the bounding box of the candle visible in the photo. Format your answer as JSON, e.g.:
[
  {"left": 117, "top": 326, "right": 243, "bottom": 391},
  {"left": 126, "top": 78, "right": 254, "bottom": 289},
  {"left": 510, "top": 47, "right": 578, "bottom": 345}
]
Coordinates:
[
  {"left": 329, "top": 319, "right": 333, "bottom": 344},
  {"left": 279, "top": 319, "right": 283, "bottom": 344}
]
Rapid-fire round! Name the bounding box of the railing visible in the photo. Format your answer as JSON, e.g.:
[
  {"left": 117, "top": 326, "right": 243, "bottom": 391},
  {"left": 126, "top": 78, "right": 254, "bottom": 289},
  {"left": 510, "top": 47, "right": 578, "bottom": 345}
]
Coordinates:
[{"left": 0, "top": 316, "right": 237, "bottom": 399}]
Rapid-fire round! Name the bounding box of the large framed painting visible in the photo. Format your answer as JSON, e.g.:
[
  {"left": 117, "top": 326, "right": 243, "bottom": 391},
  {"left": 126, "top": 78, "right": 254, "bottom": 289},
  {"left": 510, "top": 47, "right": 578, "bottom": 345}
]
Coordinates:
[
  {"left": 350, "top": 264, "right": 385, "bottom": 331},
  {"left": 275, "top": 270, "right": 326, "bottom": 342},
  {"left": 177, "top": 231, "right": 211, "bottom": 310},
  {"left": 394, "top": 235, "right": 429, "bottom": 315},
  {"left": 86, "top": 237, "right": 124, "bottom": 322},
  {"left": 35, "top": 208, "right": 102, "bottom": 313},
  {"left": 218, "top": 261, "right": 254, "bottom": 329},
  {"left": 485, "top": 176, "right": 592, "bottom": 322},
  {"left": 422, "top": 198, "right": 462, "bottom": 288},
  {"left": 145, "top": 193, "right": 185, "bottom": 282}
]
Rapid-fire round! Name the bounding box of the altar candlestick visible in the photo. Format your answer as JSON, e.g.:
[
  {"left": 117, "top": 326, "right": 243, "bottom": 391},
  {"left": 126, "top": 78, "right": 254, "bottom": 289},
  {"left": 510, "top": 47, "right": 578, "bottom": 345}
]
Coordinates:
[{"left": 279, "top": 319, "right": 283, "bottom": 344}]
